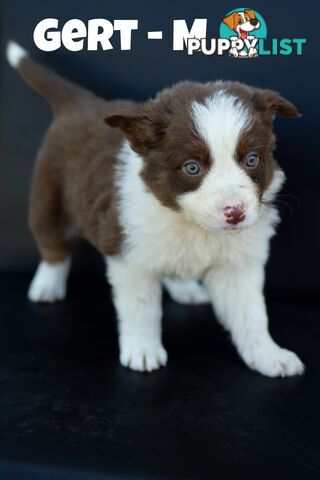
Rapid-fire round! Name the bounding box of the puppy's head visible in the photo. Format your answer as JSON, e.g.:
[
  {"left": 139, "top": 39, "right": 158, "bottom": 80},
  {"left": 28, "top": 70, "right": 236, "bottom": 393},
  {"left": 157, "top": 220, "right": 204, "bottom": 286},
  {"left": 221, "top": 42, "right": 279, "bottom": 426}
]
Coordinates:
[
  {"left": 105, "top": 81, "right": 300, "bottom": 232},
  {"left": 223, "top": 10, "right": 260, "bottom": 39}
]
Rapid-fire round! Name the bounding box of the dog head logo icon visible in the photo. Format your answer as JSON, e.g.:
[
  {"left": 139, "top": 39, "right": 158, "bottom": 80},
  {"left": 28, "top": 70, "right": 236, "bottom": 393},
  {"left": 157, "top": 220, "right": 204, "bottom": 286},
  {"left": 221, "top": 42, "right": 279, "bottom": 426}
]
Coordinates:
[{"left": 220, "top": 8, "right": 267, "bottom": 58}]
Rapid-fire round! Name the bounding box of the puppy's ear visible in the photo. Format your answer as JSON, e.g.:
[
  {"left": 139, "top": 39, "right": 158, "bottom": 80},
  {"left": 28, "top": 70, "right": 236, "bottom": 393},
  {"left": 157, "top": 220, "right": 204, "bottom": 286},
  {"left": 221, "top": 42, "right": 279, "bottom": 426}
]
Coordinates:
[
  {"left": 223, "top": 13, "right": 236, "bottom": 30},
  {"left": 105, "top": 108, "right": 168, "bottom": 154},
  {"left": 253, "top": 89, "right": 301, "bottom": 120},
  {"left": 244, "top": 9, "right": 255, "bottom": 19}
]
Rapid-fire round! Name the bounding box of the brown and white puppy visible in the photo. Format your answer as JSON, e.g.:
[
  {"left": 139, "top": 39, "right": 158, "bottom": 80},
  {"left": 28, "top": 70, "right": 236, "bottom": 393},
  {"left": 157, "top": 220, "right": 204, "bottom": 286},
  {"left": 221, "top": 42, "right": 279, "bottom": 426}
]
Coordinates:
[
  {"left": 223, "top": 9, "right": 260, "bottom": 57},
  {"left": 7, "top": 41, "right": 304, "bottom": 377}
]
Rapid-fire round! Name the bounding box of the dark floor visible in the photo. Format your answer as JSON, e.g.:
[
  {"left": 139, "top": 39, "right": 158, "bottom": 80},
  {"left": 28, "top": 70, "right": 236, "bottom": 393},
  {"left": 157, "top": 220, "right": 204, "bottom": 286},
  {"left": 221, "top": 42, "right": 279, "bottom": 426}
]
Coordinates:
[{"left": 0, "top": 273, "right": 319, "bottom": 480}]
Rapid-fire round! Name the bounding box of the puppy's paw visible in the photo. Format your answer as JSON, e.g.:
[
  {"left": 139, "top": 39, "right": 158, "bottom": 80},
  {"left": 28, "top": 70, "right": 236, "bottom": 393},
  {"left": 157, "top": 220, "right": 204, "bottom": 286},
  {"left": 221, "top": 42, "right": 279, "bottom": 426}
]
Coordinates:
[
  {"left": 242, "top": 342, "right": 305, "bottom": 378},
  {"left": 163, "top": 278, "right": 210, "bottom": 305},
  {"left": 229, "top": 47, "right": 239, "bottom": 57},
  {"left": 248, "top": 48, "right": 258, "bottom": 58},
  {"left": 28, "top": 275, "right": 67, "bottom": 303},
  {"left": 120, "top": 341, "right": 168, "bottom": 372},
  {"left": 28, "top": 260, "right": 70, "bottom": 303}
]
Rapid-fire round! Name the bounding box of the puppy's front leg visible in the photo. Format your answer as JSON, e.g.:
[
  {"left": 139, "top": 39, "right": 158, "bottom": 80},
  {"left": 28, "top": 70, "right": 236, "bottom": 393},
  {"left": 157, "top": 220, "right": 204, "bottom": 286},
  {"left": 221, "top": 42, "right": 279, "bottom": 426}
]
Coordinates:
[
  {"left": 204, "top": 264, "right": 304, "bottom": 377},
  {"left": 107, "top": 258, "right": 167, "bottom": 372}
]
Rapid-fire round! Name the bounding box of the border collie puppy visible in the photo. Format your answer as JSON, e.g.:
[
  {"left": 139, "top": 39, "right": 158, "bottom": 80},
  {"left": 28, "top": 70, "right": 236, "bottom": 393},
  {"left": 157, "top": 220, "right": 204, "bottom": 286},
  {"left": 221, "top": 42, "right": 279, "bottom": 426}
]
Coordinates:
[{"left": 7, "top": 41, "right": 304, "bottom": 377}]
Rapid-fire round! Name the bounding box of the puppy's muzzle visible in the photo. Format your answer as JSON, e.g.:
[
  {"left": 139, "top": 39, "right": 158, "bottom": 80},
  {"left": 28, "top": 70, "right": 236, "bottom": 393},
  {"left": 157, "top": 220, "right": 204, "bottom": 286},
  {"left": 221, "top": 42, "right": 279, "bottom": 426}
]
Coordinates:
[
  {"left": 250, "top": 18, "right": 259, "bottom": 26},
  {"left": 224, "top": 204, "right": 246, "bottom": 225}
]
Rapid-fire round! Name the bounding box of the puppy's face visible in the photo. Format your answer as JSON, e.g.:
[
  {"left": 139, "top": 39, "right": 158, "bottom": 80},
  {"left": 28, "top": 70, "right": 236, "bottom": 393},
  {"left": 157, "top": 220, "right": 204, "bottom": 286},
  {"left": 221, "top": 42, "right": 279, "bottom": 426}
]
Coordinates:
[
  {"left": 105, "top": 82, "right": 299, "bottom": 232},
  {"left": 223, "top": 10, "right": 260, "bottom": 39}
]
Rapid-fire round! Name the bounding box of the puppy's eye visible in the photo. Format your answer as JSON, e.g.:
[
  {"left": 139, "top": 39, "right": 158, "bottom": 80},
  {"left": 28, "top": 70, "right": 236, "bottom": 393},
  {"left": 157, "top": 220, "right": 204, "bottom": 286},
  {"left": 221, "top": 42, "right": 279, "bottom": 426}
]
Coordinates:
[
  {"left": 183, "top": 160, "right": 201, "bottom": 176},
  {"left": 245, "top": 153, "right": 259, "bottom": 169},
  {"left": 238, "top": 17, "right": 243, "bottom": 24}
]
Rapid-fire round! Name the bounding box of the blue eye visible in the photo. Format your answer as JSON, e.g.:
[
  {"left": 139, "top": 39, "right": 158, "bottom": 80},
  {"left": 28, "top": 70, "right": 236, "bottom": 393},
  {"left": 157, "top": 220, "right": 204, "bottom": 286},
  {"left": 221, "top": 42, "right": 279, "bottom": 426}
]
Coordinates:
[
  {"left": 245, "top": 153, "right": 259, "bottom": 168},
  {"left": 183, "top": 160, "right": 201, "bottom": 176}
]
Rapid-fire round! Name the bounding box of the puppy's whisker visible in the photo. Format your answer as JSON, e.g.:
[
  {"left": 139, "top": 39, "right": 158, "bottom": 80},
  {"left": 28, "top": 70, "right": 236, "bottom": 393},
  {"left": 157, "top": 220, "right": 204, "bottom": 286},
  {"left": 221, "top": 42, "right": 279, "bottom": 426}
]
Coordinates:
[
  {"left": 277, "top": 200, "right": 293, "bottom": 215},
  {"left": 264, "top": 199, "right": 294, "bottom": 215},
  {"left": 277, "top": 193, "right": 301, "bottom": 208}
]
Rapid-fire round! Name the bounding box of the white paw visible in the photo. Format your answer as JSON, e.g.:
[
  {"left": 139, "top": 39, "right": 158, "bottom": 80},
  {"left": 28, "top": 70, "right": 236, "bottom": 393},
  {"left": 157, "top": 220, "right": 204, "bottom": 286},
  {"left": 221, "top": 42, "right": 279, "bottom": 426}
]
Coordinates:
[
  {"left": 248, "top": 48, "right": 258, "bottom": 57},
  {"left": 241, "top": 341, "right": 305, "bottom": 378},
  {"left": 229, "top": 47, "right": 239, "bottom": 57},
  {"left": 163, "top": 278, "right": 210, "bottom": 305},
  {"left": 28, "top": 259, "right": 70, "bottom": 303},
  {"left": 120, "top": 341, "right": 168, "bottom": 372}
]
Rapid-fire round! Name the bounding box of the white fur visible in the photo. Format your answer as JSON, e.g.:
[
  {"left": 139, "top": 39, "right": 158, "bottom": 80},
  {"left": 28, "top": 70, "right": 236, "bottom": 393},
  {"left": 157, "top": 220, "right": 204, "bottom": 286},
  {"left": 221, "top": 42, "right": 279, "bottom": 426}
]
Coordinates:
[
  {"left": 106, "top": 134, "right": 304, "bottom": 376},
  {"left": 107, "top": 257, "right": 167, "bottom": 372},
  {"left": 179, "top": 93, "right": 257, "bottom": 231},
  {"left": 28, "top": 259, "right": 71, "bottom": 303},
  {"left": 262, "top": 168, "right": 286, "bottom": 202},
  {"left": 204, "top": 262, "right": 304, "bottom": 377},
  {"left": 192, "top": 92, "right": 252, "bottom": 165},
  {"left": 163, "top": 278, "right": 210, "bottom": 305},
  {"left": 6, "top": 41, "right": 28, "bottom": 68}
]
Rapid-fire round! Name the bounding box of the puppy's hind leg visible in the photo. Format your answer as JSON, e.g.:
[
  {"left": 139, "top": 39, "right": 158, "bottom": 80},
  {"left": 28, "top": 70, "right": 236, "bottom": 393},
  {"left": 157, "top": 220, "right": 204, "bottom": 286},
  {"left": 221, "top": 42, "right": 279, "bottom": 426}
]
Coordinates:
[
  {"left": 28, "top": 259, "right": 71, "bottom": 303},
  {"left": 28, "top": 147, "right": 72, "bottom": 303}
]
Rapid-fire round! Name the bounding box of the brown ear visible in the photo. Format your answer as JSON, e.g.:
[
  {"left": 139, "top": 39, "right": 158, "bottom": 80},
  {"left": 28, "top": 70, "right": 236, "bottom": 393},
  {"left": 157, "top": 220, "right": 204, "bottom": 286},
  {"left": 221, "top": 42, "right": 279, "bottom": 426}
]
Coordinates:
[
  {"left": 105, "top": 109, "right": 167, "bottom": 154},
  {"left": 223, "top": 13, "right": 236, "bottom": 30},
  {"left": 244, "top": 9, "right": 255, "bottom": 19},
  {"left": 253, "top": 89, "right": 301, "bottom": 119}
]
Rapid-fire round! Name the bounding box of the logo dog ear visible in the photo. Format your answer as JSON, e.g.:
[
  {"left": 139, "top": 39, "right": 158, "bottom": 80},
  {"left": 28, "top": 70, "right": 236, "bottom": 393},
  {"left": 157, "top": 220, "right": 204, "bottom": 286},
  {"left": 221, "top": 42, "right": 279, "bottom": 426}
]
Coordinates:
[
  {"left": 244, "top": 9, "right": 256, "bottom": 19},
  {"left": 253, "top": 89, "right": 301, "bottom": 119},
  {"left": 105, "top": 108, "right": 168, "bottom": 154},
  {"left": 223, "top": 13, "right": 236, "bottom": 30}
]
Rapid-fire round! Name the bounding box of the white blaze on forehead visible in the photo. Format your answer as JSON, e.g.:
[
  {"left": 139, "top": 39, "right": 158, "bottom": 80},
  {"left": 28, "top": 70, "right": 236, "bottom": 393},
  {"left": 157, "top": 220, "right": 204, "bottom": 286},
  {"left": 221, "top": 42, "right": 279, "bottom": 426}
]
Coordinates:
[
  {"left": 179, "top": 91, "right": 259, "bottom": 231},
  {"left": 191, "top": 91, "right": 252, "bottom": 165}
]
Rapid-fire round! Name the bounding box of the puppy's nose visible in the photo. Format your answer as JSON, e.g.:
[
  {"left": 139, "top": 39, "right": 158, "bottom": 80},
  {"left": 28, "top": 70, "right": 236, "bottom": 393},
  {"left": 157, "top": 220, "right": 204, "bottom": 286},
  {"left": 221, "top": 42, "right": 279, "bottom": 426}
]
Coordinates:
[
  {"left": 250, "top": 18, "right": 258, "bottom": 26},
  {"left": 224, "top": 204, "right": 246, "bottom": 225}
]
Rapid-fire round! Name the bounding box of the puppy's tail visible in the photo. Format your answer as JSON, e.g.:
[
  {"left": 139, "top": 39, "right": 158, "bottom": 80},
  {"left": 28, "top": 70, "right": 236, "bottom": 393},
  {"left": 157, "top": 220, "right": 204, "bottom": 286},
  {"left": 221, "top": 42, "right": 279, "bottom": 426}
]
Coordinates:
[{"left": 6, "top": 41, "right": 92, "bottom": 115}]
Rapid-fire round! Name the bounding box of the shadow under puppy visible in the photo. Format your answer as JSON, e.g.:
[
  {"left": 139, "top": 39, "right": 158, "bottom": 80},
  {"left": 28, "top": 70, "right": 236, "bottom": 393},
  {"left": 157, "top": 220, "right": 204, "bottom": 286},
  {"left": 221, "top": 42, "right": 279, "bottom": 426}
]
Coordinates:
[{"left": 7, "top": 41, "right": 304, "bottom": 377}]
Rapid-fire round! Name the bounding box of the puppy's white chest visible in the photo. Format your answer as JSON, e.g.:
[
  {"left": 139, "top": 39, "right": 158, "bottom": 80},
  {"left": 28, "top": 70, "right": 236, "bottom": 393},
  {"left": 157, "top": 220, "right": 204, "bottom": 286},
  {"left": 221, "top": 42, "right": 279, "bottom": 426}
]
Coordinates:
[
  {"left": 122, "top": 204, "right": 253, "bottom": 279},
  {"left": 137, "top": 221, "right": 222, "bottom": 278},
  {"left": 121, "top": 198, "right": 275, "bottom": 280}
]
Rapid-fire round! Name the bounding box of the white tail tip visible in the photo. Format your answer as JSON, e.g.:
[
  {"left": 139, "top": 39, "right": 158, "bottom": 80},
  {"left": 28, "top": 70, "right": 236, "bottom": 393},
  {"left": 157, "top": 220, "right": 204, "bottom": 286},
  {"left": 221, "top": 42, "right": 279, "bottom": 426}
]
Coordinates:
[{"left": 6, "top": 41, "right": 28, "bottom": 68}]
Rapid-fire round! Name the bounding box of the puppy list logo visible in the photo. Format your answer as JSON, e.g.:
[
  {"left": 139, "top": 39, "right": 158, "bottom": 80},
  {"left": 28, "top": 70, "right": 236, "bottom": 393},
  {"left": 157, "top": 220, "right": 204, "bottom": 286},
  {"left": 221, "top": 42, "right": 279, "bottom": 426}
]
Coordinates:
[
  {"left": 32, "top": 11, "right": 306, "bottom": 56},
  {"left": 188, "top": 7, "right": 306, "bottom": 57},
  {"left": 220, "top": 8, "right": 266, "bottom": 58}
]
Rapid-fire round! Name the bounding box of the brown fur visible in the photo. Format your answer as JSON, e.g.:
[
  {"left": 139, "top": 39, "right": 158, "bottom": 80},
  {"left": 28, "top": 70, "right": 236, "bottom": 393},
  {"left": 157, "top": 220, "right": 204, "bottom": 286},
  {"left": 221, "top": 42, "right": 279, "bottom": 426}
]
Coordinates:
[
  {"left": 245, "top": 9, "right": 256, "bottom": 20},
  {"left": 17, "top": 57, "right": 299, "bottom": 262},
  {"left": 223, "top": 12, "right": 241, "bottom": 31},
  {"left": 21, "top": 58, "right": 135, "bottom": 260}
]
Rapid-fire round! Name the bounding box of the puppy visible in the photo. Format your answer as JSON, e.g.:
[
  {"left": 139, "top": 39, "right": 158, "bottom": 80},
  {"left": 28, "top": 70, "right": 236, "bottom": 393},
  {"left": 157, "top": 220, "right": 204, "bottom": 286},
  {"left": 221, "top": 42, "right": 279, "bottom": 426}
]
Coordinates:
[
  {"left": 223, "top": 9, "right": 260, "bottom": 57},
  {"left": 7, "top": 41, "right": 304, "bottom": 377}
]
